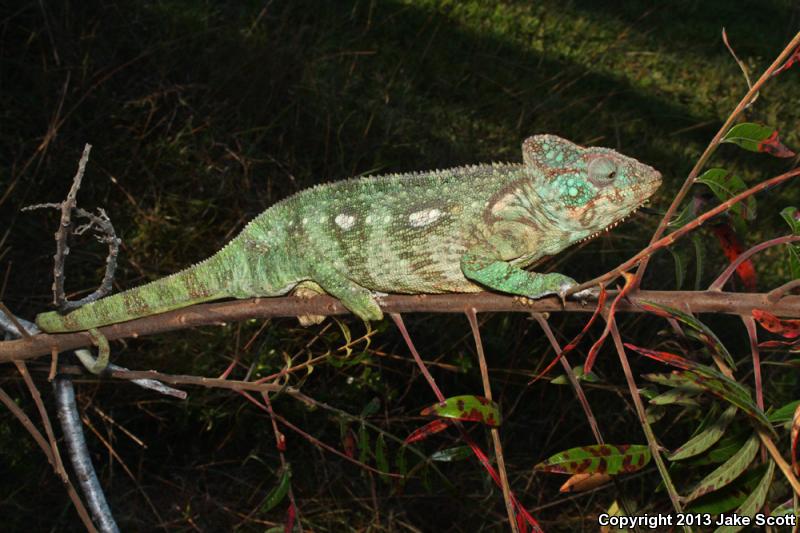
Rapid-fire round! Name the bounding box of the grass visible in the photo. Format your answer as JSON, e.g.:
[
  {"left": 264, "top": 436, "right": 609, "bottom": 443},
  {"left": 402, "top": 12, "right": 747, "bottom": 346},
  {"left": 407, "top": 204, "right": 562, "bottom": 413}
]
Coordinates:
[{"left": 1, "top": 1, "right": 799, "bottom": 530}]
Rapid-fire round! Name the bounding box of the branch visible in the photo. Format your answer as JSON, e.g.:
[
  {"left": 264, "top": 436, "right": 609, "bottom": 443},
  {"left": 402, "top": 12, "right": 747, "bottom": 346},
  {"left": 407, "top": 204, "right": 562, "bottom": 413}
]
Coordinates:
[
  {"left": 4, "top": 290, "right": 799, "bottom": 362},
  {"left": 634, "top": 31, "right": 800, "bottom": 285}
]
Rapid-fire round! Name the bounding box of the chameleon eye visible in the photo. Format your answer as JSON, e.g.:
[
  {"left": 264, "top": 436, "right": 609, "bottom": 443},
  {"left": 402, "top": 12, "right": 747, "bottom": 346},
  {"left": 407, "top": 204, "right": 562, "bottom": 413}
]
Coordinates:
[{"left": 588, "top": 157, "right": 618, "bottom": 184}]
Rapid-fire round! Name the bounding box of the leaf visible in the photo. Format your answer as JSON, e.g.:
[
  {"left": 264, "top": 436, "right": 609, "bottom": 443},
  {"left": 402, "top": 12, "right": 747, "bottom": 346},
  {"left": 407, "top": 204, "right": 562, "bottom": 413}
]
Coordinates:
[
  {"left": 648, "top": 387, "right": 702, "bottom": 407},
  {"left": 636, "top": 301, "right": 736, "bottom": 368},
  {"left": 697, "top": 168, "right": 756, "bottom": 221},
  {"left": 710, "top": 223, "right": 757, "bottom": 291},
  {"left": 679, "top": 370, "right": 773, "bottom": 433},
  {"left": 260, "top": 464, "right": 291, "bottom": 513},
  {"left": 752, "top": 309, "right": 800, "bottom": 339},
  {"left": 420, "top": 395, "right": 501, "bottom": 427},
  {"left": 624, "top": 343, "right": 699, "bottom": 371},
  {"left": 670, "top": 406, "right": 738, "bottom": 461},
  {"left": 769, "top": 399, "right": 800, "bottom": 423},
  {"left": 430, "top": 446, "right": 472, "bottom": 462},
  {"left": 792, "top": 402, "right": 800, "bottom": 477},
  {"left": 771, "top": 45, "right": 800, "bottom": 77},
  {"left": 534, "top": 444, "right": 651, "bottom": 475},
  {"left": 395, "top": 445, "right": 407, "bottom": 477},
  {"left": 559, "top": 472, "right": 612, "bottom": 492},
  {"left": 781, "top": 207, "right": 800, "bottom": 234},
  {"left": 375, "top": 434, "right": 389, "bottom": 477},
  {"left": 643, "top": 372, "right": 705, "bottom": 390},
  {"left": 358, "top": 423, "right": 370, "bottom": 464},
  {"left": 404, "top": 419, "right": 453, "bottom": 444},
  {"left": 360, "top": 397, "right": 381, "bottom": 417},
  {"left": 684, "top": 433, "right": 759, "bottom": 502},
  {"left": 712, "top": 460, "right": 774, "bottom": 533},
  {"left": 585, "top": 272, "right": 635, "bottom": 374},
  {"left": 667, "top": 247, "right": 686, "bottom": 289},
  {"left": 686, "top": 466, "right": 764, "bottom": 514},
  {"left": 550, "top": 365, "right": 600, "bottom": 385},
  {"left": 722, "top": 122, "right": 796, "bottom": 157}
]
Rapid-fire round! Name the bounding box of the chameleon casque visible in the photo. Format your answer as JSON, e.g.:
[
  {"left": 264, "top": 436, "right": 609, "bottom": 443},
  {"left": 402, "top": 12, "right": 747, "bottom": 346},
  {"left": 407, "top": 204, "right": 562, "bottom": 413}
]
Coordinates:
[{"left": 36, "top": 135, "right": 661, "bottom": 333}]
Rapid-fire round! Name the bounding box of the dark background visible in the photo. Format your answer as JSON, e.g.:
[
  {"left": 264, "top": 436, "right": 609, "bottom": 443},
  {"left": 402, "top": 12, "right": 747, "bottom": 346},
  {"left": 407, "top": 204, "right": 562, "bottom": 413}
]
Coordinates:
[{"left": 1, "top": 1, "right": 799, "bottom": 531}]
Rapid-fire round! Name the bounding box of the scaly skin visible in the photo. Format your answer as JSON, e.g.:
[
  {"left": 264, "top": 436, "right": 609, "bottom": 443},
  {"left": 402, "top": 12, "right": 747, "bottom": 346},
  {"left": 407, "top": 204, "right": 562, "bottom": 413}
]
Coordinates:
[{"left": 36, "top": 135, "right": 661, "bottom": 333}]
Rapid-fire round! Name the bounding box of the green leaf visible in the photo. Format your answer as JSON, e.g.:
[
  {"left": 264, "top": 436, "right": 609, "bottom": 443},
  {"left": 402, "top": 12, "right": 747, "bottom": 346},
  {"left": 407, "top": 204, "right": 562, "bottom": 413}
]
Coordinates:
[
  {"left": 420, "top": 395, "right": 501, "bottom": 427},
  {"left": 696, "top": 168, "right": 756, "bottom": 221},
  {"left": 260, "top": 464, "right": 291, "bottom": 513},
  {"left": 721, "top": 123, "right": 795, "bottom": 157},
  {"left": 768, "top": 399, "right": 800, "bottom": 423},
  {"left": 667, "top": 247, "right": 686, "bottom": 289},
  {"left": 648, "top": 387, "right": 702, "bottom": 407},
  {"left": 550, "top": 365, "right": 600, "bottom": 385},
  {"left": 684, "top": 433, "right": 759, "bottom": 502},
  {"left": 358, "top": 423, "right": 370, "bottom": 464},
  {"left": 430, "top": 446, "right": 472, "bottom": 462},
  {"left": 643, "top": 372, "right": 705, "bottom": 390},
  {"left": 361, "top": 397, "right": 381, "bottom": 418},
  {"left": 534, "top": 444, "right": 651, "bottom": 475},
  {"left": 395, "top": 446, "right": 407, "bottom": 477},
  {"left": 686, "top": 466, "right": 764, "bottom": 514},
  {"left": 712, "top": 460, "right": 774, "bottom": 533},
  {"left": 679, "top": 370, "right": 773, "bottom": 434},
  {"left": 770, "top": 498, "right": 799, "bottom": 518},
  {"left": 646, "top": 405, "right": 666, "bottom": 424},
  {"left": 781, "top": 207, "right": 800, "bottom": 234},
  {"left": 670, "top": 406, "right": 737, "bottom": 461},
  {"left": 375, "top": 434, "right": 389, "bottom": 477}
]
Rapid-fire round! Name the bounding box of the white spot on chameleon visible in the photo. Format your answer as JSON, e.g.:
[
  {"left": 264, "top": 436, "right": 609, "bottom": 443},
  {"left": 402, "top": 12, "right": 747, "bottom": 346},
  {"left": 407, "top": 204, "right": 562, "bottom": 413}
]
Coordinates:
[
  {"left": 408, "top": 208, "right": 442, "bottom": 227},
  {"left": 335, "top": 213, "right": 356, "bottom": 230}
]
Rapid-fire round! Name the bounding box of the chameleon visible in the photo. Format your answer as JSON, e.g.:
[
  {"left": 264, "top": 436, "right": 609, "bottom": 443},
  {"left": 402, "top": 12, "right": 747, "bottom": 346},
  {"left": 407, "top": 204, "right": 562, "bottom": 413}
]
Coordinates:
[{"left": 36, "top": 134, "right": 661, "bottom": 333}]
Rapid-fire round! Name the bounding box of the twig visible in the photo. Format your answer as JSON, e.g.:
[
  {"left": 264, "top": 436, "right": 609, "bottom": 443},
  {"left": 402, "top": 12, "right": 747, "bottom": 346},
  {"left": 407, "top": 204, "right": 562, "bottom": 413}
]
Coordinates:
[
  {"left": 54, "top": 377, "right": 120, "bottom": 533},
  {"left": 466, "top": 308, "right": 518, "bottom": 533},
  {"left": 634, "top": 31, "right": 800, "bottom": 286},
  {"left": 607, "top": 321, "right": 689, "bottom": 532},
  {"left": 767, "top": 279, "right": 800, "bottom": 303},
  {"left": 390, "top": 313, "right": 444, "bottom": 402},
  {"left": 6, "top": 290, "right": 800, "bottom": 362},
  {"left": 708, "top": 235, "right": 800, "bottom": 291}
]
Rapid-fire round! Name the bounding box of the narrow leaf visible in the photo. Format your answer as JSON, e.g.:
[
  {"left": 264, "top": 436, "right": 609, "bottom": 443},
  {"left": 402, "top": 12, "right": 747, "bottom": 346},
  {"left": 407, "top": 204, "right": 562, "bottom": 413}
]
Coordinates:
[
  {"left": 769, "top": 399, "right": 800, "bottom": 423},
  {"left": 792, "top": 403, "right": 800, "bottom": 477},
  {"left": 712, "top": 460, "right": 774, "bottom": 533},
  {"left": 559, "top": 472, "right": 612, "bottom": 493},
  {"left": 404, "top": 419, "right": 453, "bottom": 444},
  {"left": 358, "top": 423, "right": 370, "bottom": 464},
  {"left": 260, "top": 464, "right": 292, "bottom": 513},
  {"left": 420, "top": 395, "right": 501, "bottom": 427},
  {"left": 697, "top": 168, "right": 756, "bottom": 221},
  {"left": 670, "top": 405, "right": 737, "bottom": 461},
  {"left": 430, "top": 446, "right": 472, "bottom": 462},
  {"left": 375, "top": 433, "right": 389, "bottom": 477},
  {"left": 648, "top": 387, "right": 702, "bottom": 407},
  {"left": 684, "top": 433, "right": 759, "bottom": 502},
  {"left": 535, "top": 444, "right": 651, "bottom": 475},
  {"left": 710, "top": 224, "right": 757, "bottom": 291}
]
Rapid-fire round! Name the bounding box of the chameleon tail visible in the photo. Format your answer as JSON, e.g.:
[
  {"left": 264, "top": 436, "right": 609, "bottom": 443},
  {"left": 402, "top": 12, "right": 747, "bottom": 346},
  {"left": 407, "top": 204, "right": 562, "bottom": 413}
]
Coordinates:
[{"left": 36, "top": 251, "right": 233, "bottom": 333}]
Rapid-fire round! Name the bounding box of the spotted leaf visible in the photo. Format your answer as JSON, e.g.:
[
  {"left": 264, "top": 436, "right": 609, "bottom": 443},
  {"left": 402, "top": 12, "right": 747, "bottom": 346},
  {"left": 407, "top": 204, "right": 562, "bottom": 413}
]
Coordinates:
[
  {"left": 404, "top": 419, "right": 453, "bottom": 444},
  {"left": 535, "top": 444, "right": 651, "bottom": 476},
  {"left": 684, "top": 433, "right": 759, "bottom": 503},
  {"left": 419, "top": 395, "right": 501, "bottom": 427},
  {"left": 752, "top": 309, "right": 800, "bottom": 339},
  {"left": 669, "top": 405, "right": 737, "bottom": 461},
  {"left": 713, "top": 460, "right": 774, "bottom": 533}
]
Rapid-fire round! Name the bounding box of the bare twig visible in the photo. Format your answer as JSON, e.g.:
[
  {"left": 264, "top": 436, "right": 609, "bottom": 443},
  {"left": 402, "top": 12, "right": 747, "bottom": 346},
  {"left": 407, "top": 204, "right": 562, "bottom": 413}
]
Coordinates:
[
  {"left": 390, "top": 313, "right": 444, "bottom": 402},
  {"left": 767, "top": 279, "right": 800, "bottom": 303},
  {"left": 607, "top": 321, "right": 689, "bottom": 532},
  {"left": 466, "top": 309, "right": 518, "bottom": 533}
]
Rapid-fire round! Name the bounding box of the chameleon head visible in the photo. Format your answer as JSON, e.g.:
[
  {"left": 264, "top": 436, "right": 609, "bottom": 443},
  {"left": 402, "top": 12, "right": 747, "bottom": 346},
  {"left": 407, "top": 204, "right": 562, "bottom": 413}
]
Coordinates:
[{"left": 522, "top": 134, "right": 661, "bottom": 240}]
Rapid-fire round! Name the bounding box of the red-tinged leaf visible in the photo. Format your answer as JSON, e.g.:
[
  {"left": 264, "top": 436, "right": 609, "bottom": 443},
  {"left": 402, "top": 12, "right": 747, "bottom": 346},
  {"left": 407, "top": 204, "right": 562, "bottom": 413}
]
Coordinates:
[
  {"left": 722, "top": 122, "right": 796, "bottom": 158},
  {"left": 531, "top": 285, "right": 607, "bottom": 383},
  {"left": 559, "top": 472, "right": 612, "bottom": 493},
  {"left": 752, "top": 309, "right": 800, "bottom": 339},
  {"left": 285, "top": 502, "right": 296, "bottom": 533},
  {"left": 772, "top": 45, "right": 800, "bottom": 77},
  {"left": 343, "top": 428, "right": 356, "bottom": 458},
  {"left": 585, "top": 273, "right": 635, "bottom": 374},
  {"left": 636, "top": 300, "right": 736, "bottom": 368},
  {"left": 535, "top": 444, "right": 651, "bottom": 475},
  {"left": 757, "top": 339, "right": 800, "bottom": 350},
  {"left": 792, "top": 403, "right": 800, "bottom": 477},
  {"left": 759, "top": 130, "right": 796, "bottom": 157},
  {"left": 710, "top": 224, "right": 757, "bottom": 291},
  {"left": 624, "top": 343, "right": 699, "bottom": 370},
  {"left": 404, "top": 419, "right": 453, "bottom": 444},
  {"left": 420, "top": 395, "right": 501, "bottom": 427}
]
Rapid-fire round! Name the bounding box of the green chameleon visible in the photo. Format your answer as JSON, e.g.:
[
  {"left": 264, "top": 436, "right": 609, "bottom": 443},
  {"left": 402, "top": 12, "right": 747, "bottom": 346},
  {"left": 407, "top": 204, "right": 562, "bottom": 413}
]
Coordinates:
[{"left": 36, "top": 135, "right": 661, "bottom": 333}]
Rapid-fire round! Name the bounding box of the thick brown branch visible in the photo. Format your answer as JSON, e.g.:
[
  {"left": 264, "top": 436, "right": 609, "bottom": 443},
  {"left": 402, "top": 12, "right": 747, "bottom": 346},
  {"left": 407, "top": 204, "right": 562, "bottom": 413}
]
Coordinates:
[{"left": 3, "top": 290, "right": 799, "bottom": 362}]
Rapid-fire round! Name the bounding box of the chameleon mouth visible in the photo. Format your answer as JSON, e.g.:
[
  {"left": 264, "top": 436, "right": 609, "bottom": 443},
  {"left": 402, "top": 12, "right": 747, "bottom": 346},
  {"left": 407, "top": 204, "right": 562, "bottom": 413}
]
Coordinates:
[{"left": 576, "top": 199, "right": 650, "bottom": 244}]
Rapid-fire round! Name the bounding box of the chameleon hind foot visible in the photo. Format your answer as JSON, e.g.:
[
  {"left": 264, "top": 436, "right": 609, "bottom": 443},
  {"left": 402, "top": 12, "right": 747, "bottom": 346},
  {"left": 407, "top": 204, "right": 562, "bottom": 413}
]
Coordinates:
[
  {"left": 293, "top": 281, "right": 327, "bottom": 326},
  {"left": 312, "top": 273, "right": 383, "bottom": 322}
]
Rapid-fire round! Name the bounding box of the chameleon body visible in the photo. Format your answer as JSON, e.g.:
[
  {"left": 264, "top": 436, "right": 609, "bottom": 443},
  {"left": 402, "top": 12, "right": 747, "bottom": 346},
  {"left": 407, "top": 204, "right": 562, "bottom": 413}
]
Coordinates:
[{"left": 36, "top": 135, "right": 661, "bottom": 333}]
